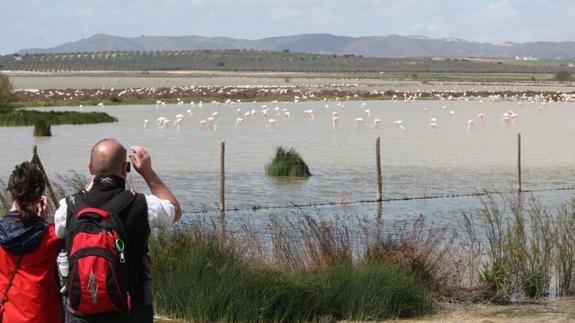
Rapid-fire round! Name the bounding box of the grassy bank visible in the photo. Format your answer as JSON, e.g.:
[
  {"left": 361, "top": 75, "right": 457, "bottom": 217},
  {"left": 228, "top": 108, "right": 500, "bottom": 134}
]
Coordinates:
[
  {"left": 151, "top": 227, "right": 433, "bottom": 321},
  {"left": 5, "top": 173, "right": 575, "bottom": 320},
  {"left": 0, "top": 108, "right": 116, "bottom": 126}
]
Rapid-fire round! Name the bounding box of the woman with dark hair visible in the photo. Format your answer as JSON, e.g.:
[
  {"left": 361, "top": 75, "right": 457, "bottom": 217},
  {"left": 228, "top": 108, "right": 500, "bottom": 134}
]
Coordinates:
[{"left": 0, "top": 161, "right": 62, "bottom": 322}]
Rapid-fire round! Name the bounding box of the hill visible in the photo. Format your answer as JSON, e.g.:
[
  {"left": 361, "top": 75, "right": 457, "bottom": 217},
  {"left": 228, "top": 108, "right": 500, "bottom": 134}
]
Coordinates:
[
  {"left": 17, "top": 33, "right": 575, "bottom": 59},
  {"left": 3, "top": 49, "right": 573, "bottom": 74}
]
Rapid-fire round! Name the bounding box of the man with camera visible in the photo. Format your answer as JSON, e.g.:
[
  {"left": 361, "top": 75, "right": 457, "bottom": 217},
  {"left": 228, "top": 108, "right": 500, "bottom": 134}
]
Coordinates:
[{"left": 54, "top": 138, "right": 182, "bottom": 322}]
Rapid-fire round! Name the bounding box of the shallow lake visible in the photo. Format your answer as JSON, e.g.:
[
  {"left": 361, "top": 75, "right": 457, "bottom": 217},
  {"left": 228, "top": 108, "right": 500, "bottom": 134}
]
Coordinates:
[{"left": 2, "top": 98, "right": 575, "bottom": 228}]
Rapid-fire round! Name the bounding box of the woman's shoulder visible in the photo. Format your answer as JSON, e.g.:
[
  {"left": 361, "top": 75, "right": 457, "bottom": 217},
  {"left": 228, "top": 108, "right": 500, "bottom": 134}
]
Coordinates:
[{"left": 46, "top": 224, "right": 61, "bottom": 243}]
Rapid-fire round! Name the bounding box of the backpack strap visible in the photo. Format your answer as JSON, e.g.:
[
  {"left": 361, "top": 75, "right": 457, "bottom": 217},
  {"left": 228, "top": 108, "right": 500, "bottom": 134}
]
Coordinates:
[
  {"left": 0, "top": 255, "right": 24, "bottom": 309},
  {"left": 100, "top": 191, "right": 136, "bottom": 246},
  {"left": 100, "top": 191, "right": 136, "bottom": 215},
  {"left": 65, "top": 193, "right": 90, "bottom": 217}
]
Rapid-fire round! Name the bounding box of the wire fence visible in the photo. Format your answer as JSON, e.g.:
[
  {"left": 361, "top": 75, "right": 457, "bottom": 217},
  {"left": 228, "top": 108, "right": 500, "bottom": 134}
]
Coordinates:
[
  {"left": 146, "top": 127, "right": 575, "bottom": 219},
  {"left": 9, "top": 99, "right": 575, "bottom": 227}
]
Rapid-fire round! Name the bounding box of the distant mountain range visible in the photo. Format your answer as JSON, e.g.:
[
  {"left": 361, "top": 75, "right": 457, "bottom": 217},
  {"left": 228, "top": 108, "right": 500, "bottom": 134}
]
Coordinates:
[{"left": 18, "top": 33, "right": 575, "bottom": 59}]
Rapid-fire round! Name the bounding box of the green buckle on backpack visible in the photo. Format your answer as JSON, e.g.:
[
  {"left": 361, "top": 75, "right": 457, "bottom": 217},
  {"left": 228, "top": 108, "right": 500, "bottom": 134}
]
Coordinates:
[{"left": 115, "top": 239, "right": 125, "bottom": 252}]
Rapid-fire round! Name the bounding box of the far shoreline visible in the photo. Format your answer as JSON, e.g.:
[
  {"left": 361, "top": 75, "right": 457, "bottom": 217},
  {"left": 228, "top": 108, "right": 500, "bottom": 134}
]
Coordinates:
[{"left": 4, "top": 70, "right": 574, "bottom": 108}]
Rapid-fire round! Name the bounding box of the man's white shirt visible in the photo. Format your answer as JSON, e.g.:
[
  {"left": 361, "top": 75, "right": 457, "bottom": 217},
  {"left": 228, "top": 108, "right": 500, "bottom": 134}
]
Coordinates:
[{"left": 54, "top": 194, "right": 176, "bottom": 238}]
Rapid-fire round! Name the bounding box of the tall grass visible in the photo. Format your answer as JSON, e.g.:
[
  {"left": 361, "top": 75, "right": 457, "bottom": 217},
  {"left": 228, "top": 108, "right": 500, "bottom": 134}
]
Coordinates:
[
  {"left": 151, "top": 219, "right": 435, "bottom": 322},
  {"left": 265, "top": 146, "right": 311, "bottom": 177},
  {"left": 554, "top": 201, "right": 575, "bottom": 296},
  {"left": 366, "top": 216, "right": 469, "bottom": 301},
  {"left": 461, "top": 193, "right": 566, "bottom": 303}
]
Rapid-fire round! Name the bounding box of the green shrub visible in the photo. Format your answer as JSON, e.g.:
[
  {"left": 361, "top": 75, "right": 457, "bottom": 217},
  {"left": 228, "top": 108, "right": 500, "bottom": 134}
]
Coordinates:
[{"left": 265, "top": 146, "right": 311, "bottom": 177}]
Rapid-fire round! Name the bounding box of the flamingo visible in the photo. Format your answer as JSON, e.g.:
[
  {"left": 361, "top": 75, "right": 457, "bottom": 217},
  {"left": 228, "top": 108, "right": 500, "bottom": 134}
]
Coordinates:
[
  {"left": 156, "top": 117, "right": 170, "bottom": 129},
  {"left": 332, "top": 116, "right": 339, "bottom": 129},
  {"left": 354, "top": 117, "right": 364, "bottom": 128},
  {"left": 372, "top": 119, "right": 382, "bottom": 129},
  {"left": 206, "top": 117, "right": 217, "bottom": 130},
  {"left": 143, "top": 119, "right": 149, "bottom": 128},
  {"left": 393, "top": 120, "right": 405, "bottom": 131},
  {"left": 235, "top": 117, "right": 244, "bottom": 127},
  {"left": 502, "top": 112, "right": 511, "bottom": 127},
  {"left": 508, "top": 110, "right": 519, "bottom": 123},
  {"left": 466, "top": 120, "right": 475, "bottom": 130},
  {"left": 477, "top": 112, "right": 485, "bottom": 125},
  {"left": 429, "top": 118, "right": 438, "bottom": 130},
  {"left": 174, "top": 117, "right": 183, "bottom": 130},
  {"left": 365, "top": 109, "right": 371, "bottom": 118},
  {"left": 304, "top": 109, "right": 314, "bottom": 119},
  {"left": 266, "top": 119, "right": 277, "bottom": 128}
]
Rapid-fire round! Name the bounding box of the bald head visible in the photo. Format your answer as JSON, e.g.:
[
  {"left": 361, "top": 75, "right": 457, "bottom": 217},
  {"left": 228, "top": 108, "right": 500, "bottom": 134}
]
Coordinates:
[{"left": 89, "top": 138, "right": 127, "bottom": 177}]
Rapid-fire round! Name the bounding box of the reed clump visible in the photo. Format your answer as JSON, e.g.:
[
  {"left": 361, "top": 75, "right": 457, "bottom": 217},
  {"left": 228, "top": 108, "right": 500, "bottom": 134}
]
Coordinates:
[
  {"left": 365, "top": 216, "right": 469, "bottom": 300},
  {"left": 461, "top": 193, "right": 567, "bottom": 303},
  {"left": 265, "top": 146, "right": 311, "bottom": 177}
]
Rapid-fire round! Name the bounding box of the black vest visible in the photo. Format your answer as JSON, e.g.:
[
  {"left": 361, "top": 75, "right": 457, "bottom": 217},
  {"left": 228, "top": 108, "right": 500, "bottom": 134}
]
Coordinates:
[{"left": 66, "top": 175, "right": 151, "bottom": 309}]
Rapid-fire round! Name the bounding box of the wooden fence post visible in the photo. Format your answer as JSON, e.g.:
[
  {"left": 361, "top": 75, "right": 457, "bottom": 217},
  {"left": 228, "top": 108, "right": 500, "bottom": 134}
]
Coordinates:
[
  {"left": 517, "top": 133, "right": 522, "bottom": 193},
  {"left": 220, "top": 142, "right": 225, "bottom": 214},
  {"left": 29, "top": 145, "right": 60, "bottom": 208},
  {"left": 376, "top": 137, "right": 382, "bottom": 201}
]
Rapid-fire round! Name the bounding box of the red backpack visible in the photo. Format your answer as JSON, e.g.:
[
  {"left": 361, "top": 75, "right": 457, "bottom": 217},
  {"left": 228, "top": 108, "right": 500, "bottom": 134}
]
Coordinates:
[{"left": 65, "top": 191, "right": 135, "bottom": 315}]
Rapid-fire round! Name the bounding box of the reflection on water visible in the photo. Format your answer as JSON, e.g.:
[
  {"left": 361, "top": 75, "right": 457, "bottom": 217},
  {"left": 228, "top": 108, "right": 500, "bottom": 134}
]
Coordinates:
[{"left": 1, "top": 99, "right": 575, "bottom": 224}]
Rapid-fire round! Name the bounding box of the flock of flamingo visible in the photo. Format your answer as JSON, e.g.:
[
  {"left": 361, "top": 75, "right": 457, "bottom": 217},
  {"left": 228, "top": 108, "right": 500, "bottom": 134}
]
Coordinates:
[{"left": 140, "top": 91, "right": 573, "bottom": 132}]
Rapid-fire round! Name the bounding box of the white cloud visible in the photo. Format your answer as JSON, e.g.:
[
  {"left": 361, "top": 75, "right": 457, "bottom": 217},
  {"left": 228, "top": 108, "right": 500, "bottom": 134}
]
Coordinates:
[
  {"left": 76, "top": 7, "right": 97, "bottom": 17},
  {"left": 409, "top": 24, "right": 440, "bottom": 34},
  {"left": 483, "top": 1, "right": 519, "bottom": 19}
]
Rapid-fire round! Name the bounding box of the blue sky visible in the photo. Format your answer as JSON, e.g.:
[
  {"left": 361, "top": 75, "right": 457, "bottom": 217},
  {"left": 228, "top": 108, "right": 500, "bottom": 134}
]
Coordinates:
[{"left": 1, "top": 0, "right": 574, "bottom": 54}]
